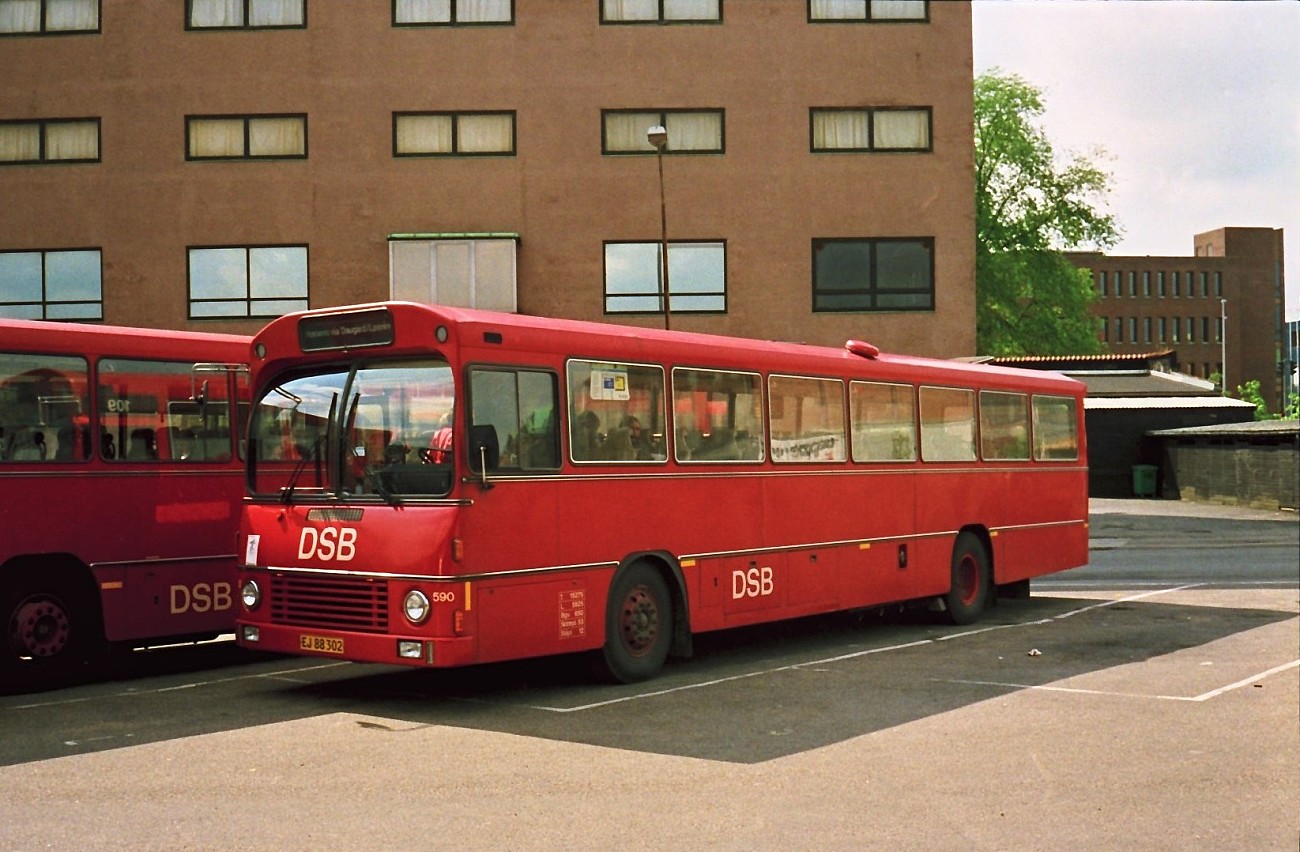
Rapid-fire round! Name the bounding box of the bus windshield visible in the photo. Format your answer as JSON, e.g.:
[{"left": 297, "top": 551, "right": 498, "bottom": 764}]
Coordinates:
[{"left": 248, "top": 358, "right": 455, "bottom": 500}]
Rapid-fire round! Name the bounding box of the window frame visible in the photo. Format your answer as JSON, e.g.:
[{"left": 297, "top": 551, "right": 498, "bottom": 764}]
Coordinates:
[
  {"left": 670, "top": 366, "right": 765, "bottom": 464},
  {"left": 392, "top": 0, "right": 515, "bottom": 26},
  {"left": 0, "top": 0, "right": 100, "bottom": 35},
  {"left": 848, "top": 380, "right": 917, "bottom": 463},
  {"left": 185, "top": 0, "right": 306, "bottom": 30},
  {"left": 0, "top": 248, "right": 103, "bottom": 320},
  {"left": 809, "top": 107, "right": 933, "bottom": 153},
  {"left": 767, "top": 373, "right": 847, "bottom": 464},
  {"left": 392, "top": 111, "right": 517, "bottom": 157},
  {"left": 807, "top": 0, "right": 929, "bottom": 23},
  {"left": 466, "top": 364, "right": 560, "bottom": 472},
  {"left": 187, "top": 244, "right": 309, "bottom": 320},
  {"left": 1031, "top": 394, "right": 1079, "bottom": 462},
  {"left": 918, "top": 385, "right": 976, "bottom": 463},
  {"left": 603, "top": 239, "right": 727, "bottom": 315},
  {"left": 185, "top": 114, "right": 308, "bottom": 161},
  {"left": 565, "top": 358, "right": 668, "bottom": 465},
  {"left": 977, "top": 390, "right": 1030, "bottom": 462},
  {"left": 811, "top": 237, "right": 935, "bottom": 313},
  {"left": 601, "top": 108, "right": 725, "bottom": 155},
  {"left": 0, "top": 118, "right": 100, "bottom": 165},
  {"left": 599, "top": 0, "right": 722, "bottom": 25}
]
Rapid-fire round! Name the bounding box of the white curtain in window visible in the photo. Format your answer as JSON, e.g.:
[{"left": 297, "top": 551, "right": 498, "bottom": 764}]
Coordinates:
[
  {"left": 457, "top": 113, "right": 512, "bottom": 153},
  {"left": 458, "top": 0, "right": 510, "bottom": 22},
  {"left": 0, "top": 0, "right": 41, "bottom": 32},
  {"left": 248, "top": 117, "right": 305, "bottom": 156},
  {"left": 810, "top": 0, "right": 866, "bottom": 20},
  {"left": 604, "top": 112, "right": 659, "bottom": 152},
  {"left": 190, "top": 0, "right": 242, "bottom": 27},
  {"left": 396, "top": 114, "right": 453, "bottom": 154},
  {"left": 249, "top": 0, "right": 303, "bottom": 26},
  {"left": 603, "top": 0, "right": 657, "bottom": 22},
  {"left": 0, "top": 124, "right": 40, "bottom": 161},
  {"left": 44, "top": 121, "right": 98, "bottom": 160},
  {"left": 664, "top": 0, "right": 719, "bottom": 21},
  {"left": 395, "top": 0, "right": 450, "bottom": 23},
  {"left": 812, "top": 111, "right": 868, "bottom": 149},
  {"left": 46, "top": 0, "right": 98, "bottom": 30},
  {"left": 666, "top": 112, "right": 721, "bottom": 151},
  {"left": 189, "top": 118, "right": 245, "bottom": 157},
  {"left": 871, "top": 0, "right": 926, "bottom": 20},
  {"left": 873, "top": 109, "right": 928, "bottom": 149}
]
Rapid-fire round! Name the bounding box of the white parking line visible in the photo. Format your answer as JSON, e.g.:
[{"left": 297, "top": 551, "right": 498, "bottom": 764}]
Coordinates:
[{"left": 530, "top": 586, "right": 1211, "bottom": 713}]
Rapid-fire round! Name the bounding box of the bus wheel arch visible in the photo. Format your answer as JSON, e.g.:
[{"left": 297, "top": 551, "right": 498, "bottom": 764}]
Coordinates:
[
  {"left": 942, "top": 528, "right": 991, "bottom": 626},
  {"left": 1, "top": 555, "right": 104, "bottom": 685},
  {"left": 599, "top": 554, "right": 686, "bottom": 684}
]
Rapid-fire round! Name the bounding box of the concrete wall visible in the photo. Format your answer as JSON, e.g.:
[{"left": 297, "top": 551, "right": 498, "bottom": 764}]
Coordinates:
[{"left": 1159, "top": 434, "right": 1300, "bottom": 511}]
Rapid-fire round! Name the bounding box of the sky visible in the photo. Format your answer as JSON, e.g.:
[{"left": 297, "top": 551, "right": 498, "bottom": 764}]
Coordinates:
[{"left": 971, "top": 0, "right": 1300, "bottom": 321}]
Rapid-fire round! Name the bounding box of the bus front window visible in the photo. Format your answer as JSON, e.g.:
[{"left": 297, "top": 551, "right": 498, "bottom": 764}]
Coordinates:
[{"left": 249, "top": 359, "right": 454, "bottom": 500}]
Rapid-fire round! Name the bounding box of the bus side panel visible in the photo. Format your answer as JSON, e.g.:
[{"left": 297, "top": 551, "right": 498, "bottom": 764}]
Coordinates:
[{"left": 474, "top": 574, "right": 604, "bottom": 664}]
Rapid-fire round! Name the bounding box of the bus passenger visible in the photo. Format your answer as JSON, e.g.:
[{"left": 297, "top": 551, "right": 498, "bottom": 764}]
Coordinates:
[{"left": 429, "top": 410, "right": 454, "bottom": 464}]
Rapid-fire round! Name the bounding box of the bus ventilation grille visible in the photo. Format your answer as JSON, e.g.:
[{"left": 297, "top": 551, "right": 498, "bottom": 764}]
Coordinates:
[{"left": 269, "top": 573, "right": 389, "bottom": 633}]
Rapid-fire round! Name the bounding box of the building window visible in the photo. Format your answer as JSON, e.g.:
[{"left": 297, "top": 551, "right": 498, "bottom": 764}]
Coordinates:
[
  {"left": 1143, "top": 317, "right": 1152, "bottom": 344},
  {"left": 1201, "top": 316, "right": 1210, "bottom": 344},
  {"left": 0, "top": 248, "right": 102, "bottom": 320},
  {"left": 1100, "top": 316, "right": 1108, "bottom": 342},
  {"left": 1170, "top": 316, "right": 1179, "bottom": 343},
  {"left": 1142, "top": 270, "right": 1151, "bottom": 297},
  {"left": 393, "top": 0, "right": 513, "bottom": 25},
  {"left": 186, "top": 115, "right": 306, "bottom": 160},
  {"left": 1158, "top": 317, "right": 1166, "bottom": 343},
  {"left": 600, "top": 0, "right": 720, "bottom": 23},
  {"left": 812, "top": 238, "right": 933, "bottom": 312},
  {"left": 0, "top": 0, "right": 99, "bottom": 34},
  {"left": 1198, "top": 271, "right": 1208, "bottom": 297},
  {"left": 602, "top": 109, "right": 723, "bottom": 154},
  {"left": 809, "top": 0, "right": 927, "bottom": 22},
  {"left": 1214, "top": 272, "right": 1222, "bottom": 297},
  {"left": 604, "top": 240, "right": 726, "bottom": 314},
  {"left": 188, "top": 245, "right": 308, "bottom": 318},
  {"left": 393, "top": 112, "right": 515, "bottom": 156},
  {"left": 1096, "top": 272, "right": 1105, "bottom": 298},
  {"left": 0, "top": 118, "right": 99, "bottom": 164},
  {"left": 187, "top": 0, "right": 304, "bottom": 29},
  {"left": 1171, "top": 271, "right": 1180, "bottom": 298},
  {"left": 1127, "top": 271, "right": 1135, "bottom": 297},
  {"left": 1113, "top": 317, "right": 1122, "bottom": 342},
  {"left": 1185, "top": 317, "right": 1194, "bottom": 343},
  {"left": 388, "top": 235, "right": 517, "bottom": 313},
  {"left": 1128, "top": 317, "right": 1136, "bottom": 343},
  {"left": 810, "top": 108, "right": 931, "bottom": 152}
]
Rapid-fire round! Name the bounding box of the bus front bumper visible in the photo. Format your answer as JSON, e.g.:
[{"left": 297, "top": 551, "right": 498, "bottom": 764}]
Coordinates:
[{"left": 236, "top": 621, "right": 477, "bottom": 668}]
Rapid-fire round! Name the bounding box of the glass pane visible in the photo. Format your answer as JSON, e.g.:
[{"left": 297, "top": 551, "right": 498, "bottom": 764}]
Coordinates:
[
  {"left": 189, "top": 247, "right": 248, "bottom": 299},
  {"left": 812, "top": 110, "right": 868, "bottom": 150},
  {"left": 0, "top": 305, "right": 43, "bottom": 320},
  {"left": 99, "top": 359, "right": 208, "bottom": 464},
  {"left": 664, "top": 0, "right": 719, "bottom": 21},
  {"left": 249, "top": 246, "right": 307, "bottom": 298},
  {"left": 850, "top": 381, "right": 916, "bottom": 462},
  {"left": 603, "top": 0, "right": 657, "bottom": 21},
  {"left": 249, "top": 0, "right": 303, "bottom": 26},
  {"left": 810, "top": 0, "right": 866, "bottom": 20},
  {"left": 873, "top": 109, "right": 928, "bottom": 149},
  {"left": 45, "top": 0, "right": 99, "bottom": 31},
  {"left": 665, "top": 111, "right": 722, "bottom": 151},
  {"left": 189, "top": 118, "right": 245, "bottom": 158},
  {"left": 814, "top": 240, "right": 870, "bottom": 294},
  {"left": 0, "top": 0, "right": 41, "bottom": 33},
  {"left": 0, "top": 352, "right": 89, "bottom": 463},
  {"left": 604, "top": 112, "right": 660, "bottom": 152},
  {"left": 395, "top": 0, "right": 451, "bottom": 23},
  {"left": 566, "top": 360, "right": 667, "bottom": 463},
  {"left": 248, "top": 298, "right": 306, "bottom": 317},
  {"left": 876, "top": 240, "right": 931, "bottom": 290},
  {"left": 1033, "top": 395, "right": 1079, "bottom": 461},
  {"left": 665, "top": 293, "right": 724, "bottom": 312},
  {"left": 248, "top": 116, "right": 305, "bottom": 156},
  {"left": 0, "top": 252, "right": 43, "bottom": 302},
  {"left": 871, "top": 0, "right": 926, "bottom": 20},
  {"left": 672, "top": 368, "right": 763, "bottom": 463},
  {"left": 456, "top": 113, "right": 513, "bottom": 153},
  {"left": 189, "top": 0, "right": 243, "bottom": 27},
  {"left": 919, "top": 386, "right": 975, "bottom": 462},
  {"left": 457, "top": 0, "right": 510, "bottom": 22},
  {"left": 978, "top": 391, "right": 1030, "bottom": 461},
  {"left": 44, "top": 250, "right": 101, "bottom": 303},
  {"left": 668, "top": 243, "right": 724, "bottom": 295},
  {"left": 605, "top": 243, "right": 661, "bottom": 296},
  {"left": 45, "top": 302, "right": 102, "bottom": 320},
  {"left": 190, "top": 301, "right": 248, "bottom": 318},
  {"left": 395, "top": 114, "right": 453, "bottom": 154},
  {"left": 44, "top": 120, "right": 98, "bottom": 161},
  {"left": 0, "top": 123, "right": 40, "bottom": 162},
  {"left": 769, "top": 375, "right": 846, "bottom": 463}
]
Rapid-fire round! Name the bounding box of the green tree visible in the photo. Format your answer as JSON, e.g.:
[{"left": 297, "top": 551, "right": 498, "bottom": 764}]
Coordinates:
[{"left": 975, "top": 70, "right": 1120, "bottom": 356}]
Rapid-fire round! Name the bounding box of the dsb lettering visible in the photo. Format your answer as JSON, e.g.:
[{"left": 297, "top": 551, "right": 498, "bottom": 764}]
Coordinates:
[
  {"left": 170, "top": 582, "right": 233, "bottom": 614},
  {"left": 732, "top": 566, "right": 774, "bottom": 599},
  {"left": 298, "top": 526, "right": 357, "bottom": 562}
]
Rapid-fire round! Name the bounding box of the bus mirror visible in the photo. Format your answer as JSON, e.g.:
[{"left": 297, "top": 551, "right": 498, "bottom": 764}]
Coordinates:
[{"left": 468, "top": 425, "right": 499, "bottom": 474}]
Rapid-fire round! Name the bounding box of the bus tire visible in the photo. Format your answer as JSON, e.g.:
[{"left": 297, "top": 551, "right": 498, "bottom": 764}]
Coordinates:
[
  {"left": 944, "top": 532, "right": 990, "bottom": 626},
  {"left": 601, "top": 561, "right": 672, "bottom": 684},
  {"left": 1, "top": 575, "right": 97, "bottom": 690}
]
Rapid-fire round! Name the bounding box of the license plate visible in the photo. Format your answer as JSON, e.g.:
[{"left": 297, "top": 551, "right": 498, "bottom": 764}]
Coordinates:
[{"left": 299, "top": 633, "right": 345, "bottom": 654}]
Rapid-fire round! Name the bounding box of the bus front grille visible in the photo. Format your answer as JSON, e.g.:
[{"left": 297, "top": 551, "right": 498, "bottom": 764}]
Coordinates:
[{"left": 268, "top": 573, "right": 389, "bottom": 633}]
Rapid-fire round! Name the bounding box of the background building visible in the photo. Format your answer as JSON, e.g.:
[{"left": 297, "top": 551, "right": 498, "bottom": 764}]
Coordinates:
[
  {"left": 1068, "top": 226, "right": 1288, "bottom": 410},
  {"left": 0, "top": 0, "right": 976, "bottom": 358}
]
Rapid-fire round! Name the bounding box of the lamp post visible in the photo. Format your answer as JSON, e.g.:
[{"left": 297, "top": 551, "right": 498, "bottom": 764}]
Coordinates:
[
  {"left": 1219, "top": 298, "right": 1228, "bottom": 395},
  {"left": 647, "top": 124, "right": 670, "bottom": 330}
]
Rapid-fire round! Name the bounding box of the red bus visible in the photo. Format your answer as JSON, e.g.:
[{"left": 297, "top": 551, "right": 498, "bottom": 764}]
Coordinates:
[
  {"left": 1, "top": 319, "right": 249, "bottom": 689},
  {"left": 236, "top": 302, "right": 1087, "bottom": 682}
]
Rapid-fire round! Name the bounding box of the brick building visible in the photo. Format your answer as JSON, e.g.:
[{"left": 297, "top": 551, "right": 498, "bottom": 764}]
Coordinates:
[
  {"left": 1067, "top": 227, "right": 1288, "bottom": 409},
  {"left": 0, "top": 0, "right": 978, "bottom": 359}
]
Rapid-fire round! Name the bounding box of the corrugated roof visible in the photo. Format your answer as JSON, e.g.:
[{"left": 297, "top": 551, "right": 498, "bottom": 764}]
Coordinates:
[
  {"left": 1084, "top": 396, "right": 1255, "bottom": 410},
  {"left": 1149, "top": 419, "right": 1299, "bottom": 437}
]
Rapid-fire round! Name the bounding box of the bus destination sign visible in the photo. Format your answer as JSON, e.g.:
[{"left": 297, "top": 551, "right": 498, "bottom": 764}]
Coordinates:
[{"left": 298, "top": 308, "right": 395, "bottom": 352}]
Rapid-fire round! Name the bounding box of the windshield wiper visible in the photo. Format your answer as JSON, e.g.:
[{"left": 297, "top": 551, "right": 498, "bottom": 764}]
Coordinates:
[{"left": 280, "top": 432, "right": 325, "bottom": 505}]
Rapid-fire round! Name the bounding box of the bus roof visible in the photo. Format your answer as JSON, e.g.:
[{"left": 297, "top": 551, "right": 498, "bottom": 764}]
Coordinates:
[
  {"left": 1, "top": 318, "right": 250, "bottom": 359},
  {"left": 256, "top": 302, "right": 1084, "bottom": 396}
]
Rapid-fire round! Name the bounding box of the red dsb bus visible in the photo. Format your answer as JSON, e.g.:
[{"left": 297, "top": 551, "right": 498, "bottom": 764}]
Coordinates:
[
  {"left": 236, "top": 302, "right": 1087, "bottom": 682},
  {"left": 1, "top": 319, "right": 249, "bottom": 689}
]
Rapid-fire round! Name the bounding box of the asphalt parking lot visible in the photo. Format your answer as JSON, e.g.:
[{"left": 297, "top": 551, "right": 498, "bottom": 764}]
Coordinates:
[{"left": 1, "top": 499, "right": 1296, "bottom": 850}]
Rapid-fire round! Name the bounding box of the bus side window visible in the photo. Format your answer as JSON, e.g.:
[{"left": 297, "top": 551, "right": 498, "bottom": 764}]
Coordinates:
[{"left": 469, "top": 367, "right": 559, "bottom": 472}]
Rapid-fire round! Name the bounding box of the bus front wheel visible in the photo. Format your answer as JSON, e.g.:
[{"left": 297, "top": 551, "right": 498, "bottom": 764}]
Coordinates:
[
  {"left": 601, "top": 562, "right": 672, "bottom": 684},
  {"left": 1, "top": 577, "right": 96, "bottom": 690},
  {"left": 943, "top": 533, "right": 990, "bottom": 626}
]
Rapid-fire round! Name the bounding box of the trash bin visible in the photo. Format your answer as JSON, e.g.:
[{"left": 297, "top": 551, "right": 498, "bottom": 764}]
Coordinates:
[{"left": 1132, "top": 464, "right": 1158, "bottom": 498}]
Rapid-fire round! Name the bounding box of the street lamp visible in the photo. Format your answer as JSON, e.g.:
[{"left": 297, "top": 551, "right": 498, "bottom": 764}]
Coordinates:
[
  {"left": 1219, "top": 298, "right": 1228, "bottom": 395},
  {"left": 647, "top": 124, "right": 670, "bottom": 330}
]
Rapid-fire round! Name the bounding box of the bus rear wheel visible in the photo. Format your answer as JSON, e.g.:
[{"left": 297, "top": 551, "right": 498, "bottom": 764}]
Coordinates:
[
  {"left": 943, "top": 533, "right": 990, "bottom": 626},
  {"left": 601, "top": 562, "right": 672, "bottom": 684},
  {"left": 1, "top": 578, "right": 96, "bottom": 690}
]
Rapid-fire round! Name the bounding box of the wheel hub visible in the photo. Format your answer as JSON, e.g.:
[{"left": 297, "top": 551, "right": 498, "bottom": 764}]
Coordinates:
[
  {"left": 620, "top": 586, "right": 660, "bottom": 657},
  {"left": 10, "top": 598, "right": 71, "bottom": 659}
]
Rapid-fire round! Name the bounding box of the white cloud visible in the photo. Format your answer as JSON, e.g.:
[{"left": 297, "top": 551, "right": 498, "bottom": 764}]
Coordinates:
[{"left": 973, "top": 0, "right": 1300, "bottom": 318}]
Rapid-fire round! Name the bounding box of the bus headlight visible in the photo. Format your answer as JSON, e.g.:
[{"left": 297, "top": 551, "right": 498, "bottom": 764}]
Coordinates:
[
  {"left": 403, "top": 590, "right": 431, "bottom": 625},
  {"left": 241, "top": 580, "right": 261, "bottom": 610}
]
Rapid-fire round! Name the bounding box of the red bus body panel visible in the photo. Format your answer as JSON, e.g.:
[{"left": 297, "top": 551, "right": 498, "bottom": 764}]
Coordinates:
[{"left": 237, "top": 303, "right": 1089, "bottom": 670}]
